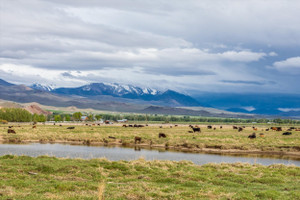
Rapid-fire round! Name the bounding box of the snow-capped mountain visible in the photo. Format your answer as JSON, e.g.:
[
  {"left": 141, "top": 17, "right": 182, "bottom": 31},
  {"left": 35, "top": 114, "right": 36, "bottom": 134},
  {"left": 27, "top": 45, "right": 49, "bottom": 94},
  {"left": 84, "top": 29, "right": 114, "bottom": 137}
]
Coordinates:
[
  {"left": 52, "top": 82, "right": 201, "bottom": 106},
  {"left": 30, "top": 83, "right": 56, "bottom": 92}
]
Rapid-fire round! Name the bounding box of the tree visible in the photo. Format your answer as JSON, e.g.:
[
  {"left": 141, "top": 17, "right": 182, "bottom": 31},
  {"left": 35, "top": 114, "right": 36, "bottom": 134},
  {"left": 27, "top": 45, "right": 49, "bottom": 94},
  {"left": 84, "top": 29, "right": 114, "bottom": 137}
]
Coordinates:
[
  {"left": 65, "top": 115, "right": 71, "bottom": 121},
  {"left": 95, "top": 114, "right": 102, "bottom": 121},
  {"left": 72, "top": 112, "right": 82, "bottom": 121},
  {"left": 54, "top": 115, "right": 61, "bottom": 122}
]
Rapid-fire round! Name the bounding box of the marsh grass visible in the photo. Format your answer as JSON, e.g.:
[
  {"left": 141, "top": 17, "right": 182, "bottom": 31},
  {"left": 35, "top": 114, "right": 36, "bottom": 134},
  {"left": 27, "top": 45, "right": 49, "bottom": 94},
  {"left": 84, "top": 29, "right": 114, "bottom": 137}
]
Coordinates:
[
  {"left": 0, "top": 124, "right": 299, "bottom": 153},
  {"left": 0, "top": 155, "right": 299, "bottom": 199}
]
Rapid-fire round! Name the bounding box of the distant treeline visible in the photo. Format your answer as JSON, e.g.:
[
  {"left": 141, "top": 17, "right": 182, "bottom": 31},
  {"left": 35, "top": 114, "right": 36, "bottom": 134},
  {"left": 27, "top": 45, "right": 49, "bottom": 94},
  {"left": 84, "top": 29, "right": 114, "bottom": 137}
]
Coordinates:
[
  {"left": 0, "top": 108, "right": 46, "bottom": 122},
  {"left": 100, "top": 113, "right": 300, "bottom": 124},
  {"left": 50, "top": 112, "right": 300, "bottom": 124},
  {"left": 2, "top": 108, "right": 300, "bottom": 124}
]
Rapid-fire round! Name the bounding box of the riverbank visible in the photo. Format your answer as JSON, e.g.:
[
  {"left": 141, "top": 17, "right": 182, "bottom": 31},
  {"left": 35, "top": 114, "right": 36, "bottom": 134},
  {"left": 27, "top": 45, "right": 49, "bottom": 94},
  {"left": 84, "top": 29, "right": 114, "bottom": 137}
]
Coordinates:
[
  {"left": 1, "top": 124, "right": 300, "bottom": 158},
  {"left": 0, "top": 155, "right": 299, "bottom": 199}
]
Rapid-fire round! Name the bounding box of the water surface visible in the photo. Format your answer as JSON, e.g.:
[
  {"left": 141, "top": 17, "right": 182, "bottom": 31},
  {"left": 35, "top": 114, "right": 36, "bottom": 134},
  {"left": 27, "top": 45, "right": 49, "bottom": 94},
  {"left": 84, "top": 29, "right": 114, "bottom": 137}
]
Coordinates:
[{"left": 0, "top": 143, "right": 299, "bottom": 166}]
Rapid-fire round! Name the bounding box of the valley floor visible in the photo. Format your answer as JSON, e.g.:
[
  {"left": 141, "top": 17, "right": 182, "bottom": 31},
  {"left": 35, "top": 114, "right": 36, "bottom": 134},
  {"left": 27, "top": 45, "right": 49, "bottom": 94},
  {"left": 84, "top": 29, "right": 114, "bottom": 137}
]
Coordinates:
[{"left": 1, "top": 123, "right": 300, "bottom": 158}]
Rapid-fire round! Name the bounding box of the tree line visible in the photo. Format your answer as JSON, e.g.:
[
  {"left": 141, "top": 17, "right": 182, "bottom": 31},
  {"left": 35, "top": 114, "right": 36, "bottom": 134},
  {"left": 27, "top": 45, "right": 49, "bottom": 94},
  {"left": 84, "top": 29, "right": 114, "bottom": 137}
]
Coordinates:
[
  {"left": 0, "top": 108, "right": 46, "bottom": 122},
  {"left": 1, "top": 108, "right": 300, "bottom": 124}
]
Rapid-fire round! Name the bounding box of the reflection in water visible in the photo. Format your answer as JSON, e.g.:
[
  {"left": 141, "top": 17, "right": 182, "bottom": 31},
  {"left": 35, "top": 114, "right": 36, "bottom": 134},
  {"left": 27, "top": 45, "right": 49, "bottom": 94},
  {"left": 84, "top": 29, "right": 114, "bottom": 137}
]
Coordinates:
[{"left": 0, "top": 143, "right": 300, "bottom": 166}]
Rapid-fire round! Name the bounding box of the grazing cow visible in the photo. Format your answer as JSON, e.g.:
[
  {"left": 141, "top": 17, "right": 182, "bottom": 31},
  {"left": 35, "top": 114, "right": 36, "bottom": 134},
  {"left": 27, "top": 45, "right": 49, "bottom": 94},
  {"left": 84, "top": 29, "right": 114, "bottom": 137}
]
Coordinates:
[
  {"left": 296, "top": 129, "right": 300, "bottom": 131},
  {"left": 282, "top": 132, "right": 292, "bottom": 135},
  {"left": 32, "top": 125, "right": 36, "bottom": 129},
  {"left": 248, "top": 133, "right": 256, "bottom": 139},
  {"left": 189, "top": 125, "right": 193, "bottom": 128},
  {"left": 145, "top": 124, "right": 148, "bottom": 126},
  {"left": 271, "top": 127, "right": 282, "bottom": 131},
  {"left": 192, "top": 127, "right": 201, "bottom": 133},
  {"left": 108, "top": 136, "right": 116, "bottom": 139},
  {"left": 85, "top": 124, "right": 89, "bottom": 126},
  {"left": 238, "top": 127, "right": 243, "bottom": 132},
  {"left": 213, "top": 127, "right": 216, "bottom": 130},
  {"left": 134, "top": 136, "right": 142, "bottom": 144},
  {"left": 122, "top": 124, "right": 127, "bottom": 127},
  {"left": 233, "top": 126, "right": 238, "bottom": 129},
  {"left": 8, "top": 126, "right": 13, "bottom": 128},
  {"left": 265, "top": 128, "right": 269, "bottom": 131},
  {"left": 159, "top": 126, "right": 163, "bottom": 128},
  {"left": 97, "top": 124, "right": 101, "bottom": 126},
  {"left": 174, "top": 125, "right": 178, "bottom": 127},
  {"left": 159, "top": 133, "right": 167, "bottom": 138},
  {"left": 242, "top": 126, "right": 246, "bottom": 128},
  {"left": 7, "top": 129, "right": 16, "bottom": 134},
  {"left": 67, "top": 127, "right": 75, "bottom": 129},
  {"left": 253, "top": 128, "right": 258, "bottom": 131},
  {"left": 259, "top": 133, "right": 265, "bottom": 137},
  {"left": 170, "top": 126, "right": 172, "bottom": 128},
  {"left": 220, "top": 126, "right": 223, "bottom": 129},
  {"left": 290, "top": 127, "right": 295, "bottom": 130},
  {"left": 128, "top": 125, "right": 133, "bottom": 127},
  {"left": 207, "top": 125, "right": 212, "bottom": 129}
]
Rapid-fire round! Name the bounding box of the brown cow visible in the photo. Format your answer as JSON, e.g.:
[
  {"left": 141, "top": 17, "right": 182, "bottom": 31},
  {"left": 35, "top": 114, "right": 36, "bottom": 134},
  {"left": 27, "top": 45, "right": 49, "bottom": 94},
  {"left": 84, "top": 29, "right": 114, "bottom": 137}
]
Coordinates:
[
  {"left": 32, "top": 125, "right": 37, "bottom": 129},
  {"left": 233, "top": 126, "right": 238, "bottom": 129},
  {"left": 7, "top": 129, "right": 16, "bottom": 134},
  {"left": 134, "top": 136, "right": 142, "bottom": 144},
  {"left": 238, "top": 127, "right": 243, "bottom": 132},
  {"left": 67, "top": 127, "right": 75, "bottom": 129}
]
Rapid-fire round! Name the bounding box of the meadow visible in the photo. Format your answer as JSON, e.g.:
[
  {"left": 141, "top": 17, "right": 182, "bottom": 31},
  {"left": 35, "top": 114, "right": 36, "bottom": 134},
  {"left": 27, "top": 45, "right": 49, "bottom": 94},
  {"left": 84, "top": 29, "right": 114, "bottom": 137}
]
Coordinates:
[
  {"left": 1, "top": 123, "right": 300, "bottom": 156},
  {"left": 0, "top": 155, "right": 299, "bottom": 200}
]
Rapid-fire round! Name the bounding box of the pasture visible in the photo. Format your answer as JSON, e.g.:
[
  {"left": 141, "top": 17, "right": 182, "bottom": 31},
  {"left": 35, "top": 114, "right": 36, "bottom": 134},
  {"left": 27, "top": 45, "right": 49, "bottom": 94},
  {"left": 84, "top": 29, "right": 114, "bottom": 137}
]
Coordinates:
[
  {"left": 1, "top": 123, "right": 300, "bottom": 156},
  {"left": 0, "top": 155, "right": 299, "bottom": 200}
]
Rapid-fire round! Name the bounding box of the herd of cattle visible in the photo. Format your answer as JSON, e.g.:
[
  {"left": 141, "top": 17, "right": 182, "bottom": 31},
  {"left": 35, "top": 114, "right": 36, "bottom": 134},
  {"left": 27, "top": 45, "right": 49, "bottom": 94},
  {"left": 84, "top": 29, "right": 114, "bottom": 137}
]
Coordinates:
[{"left": 4, "top": 123, "right": 299, "bottom": 145}]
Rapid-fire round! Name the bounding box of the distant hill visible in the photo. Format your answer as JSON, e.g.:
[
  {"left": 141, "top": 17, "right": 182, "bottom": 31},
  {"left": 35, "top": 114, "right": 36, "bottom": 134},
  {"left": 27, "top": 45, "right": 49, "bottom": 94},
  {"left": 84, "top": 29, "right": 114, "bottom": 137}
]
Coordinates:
[{"left": 0, "top": 79, "right": 14, "bottom": 86}]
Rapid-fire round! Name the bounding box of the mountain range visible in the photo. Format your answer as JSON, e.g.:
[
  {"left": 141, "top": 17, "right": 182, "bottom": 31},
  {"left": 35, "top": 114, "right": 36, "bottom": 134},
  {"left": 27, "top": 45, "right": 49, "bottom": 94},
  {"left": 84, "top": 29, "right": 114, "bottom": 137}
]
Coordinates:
[
  {"left": 0, "top": 78, "right": 299, "bottom": 118},
  {"left": 32, "top": 82, "right": 201, "bottom": 107}
]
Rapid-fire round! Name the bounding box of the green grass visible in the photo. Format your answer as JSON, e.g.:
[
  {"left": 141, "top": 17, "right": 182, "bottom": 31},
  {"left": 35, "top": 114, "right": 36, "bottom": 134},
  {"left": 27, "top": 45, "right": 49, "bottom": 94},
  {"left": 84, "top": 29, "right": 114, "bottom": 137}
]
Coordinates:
[{"left": 0, "top": 155, "right": 299, "bottom": 199}]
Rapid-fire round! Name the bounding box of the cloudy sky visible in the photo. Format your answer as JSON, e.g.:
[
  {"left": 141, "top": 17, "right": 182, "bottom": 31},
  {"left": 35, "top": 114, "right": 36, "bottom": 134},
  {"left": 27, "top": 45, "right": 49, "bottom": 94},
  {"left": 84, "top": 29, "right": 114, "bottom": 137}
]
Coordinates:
[{"left": 0, "top": 0, "right": 300, "bottom": 94}]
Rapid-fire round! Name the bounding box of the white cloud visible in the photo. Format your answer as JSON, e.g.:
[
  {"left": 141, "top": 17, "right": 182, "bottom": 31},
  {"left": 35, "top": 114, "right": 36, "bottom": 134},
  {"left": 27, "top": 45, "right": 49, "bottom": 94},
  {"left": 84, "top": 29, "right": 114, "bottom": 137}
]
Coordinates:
[{"left": 273, "top": 57, "right": 300, "bottom": 69}]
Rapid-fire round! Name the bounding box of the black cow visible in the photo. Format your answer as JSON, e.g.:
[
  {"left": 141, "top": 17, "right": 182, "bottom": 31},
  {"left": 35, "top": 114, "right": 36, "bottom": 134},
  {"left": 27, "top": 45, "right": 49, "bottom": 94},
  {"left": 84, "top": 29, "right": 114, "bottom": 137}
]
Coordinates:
[
  {"left": 67, "top": 127, "right": 75, "bottom": 129},
  {"left": 159, "top": 133, "right": 167, "bottom": 138},
  {"left": 248, "top": 133, "right": 256, "bottom": 139},
  {"left": 207, "top": 125, "right": 212, "bottom": 129},
  {"left": 192, "top": 127, "right": 201, "bottom": 133},
  {"left": 282, "top": 132, "right": 292, "bottom": 135},
  {"left": 233, "top": 126, "right": 238, "bottom": 129},
  {"left": 238, "top": 127, "right": 243, "bottom": 132}
]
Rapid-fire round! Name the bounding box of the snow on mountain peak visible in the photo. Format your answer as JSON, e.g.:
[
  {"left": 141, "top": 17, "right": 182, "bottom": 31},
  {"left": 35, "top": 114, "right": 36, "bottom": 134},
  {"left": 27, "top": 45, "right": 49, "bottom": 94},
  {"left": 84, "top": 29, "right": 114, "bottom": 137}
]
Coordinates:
[{"left": 30, "top": 83, "right": 56, "bottom": 92}]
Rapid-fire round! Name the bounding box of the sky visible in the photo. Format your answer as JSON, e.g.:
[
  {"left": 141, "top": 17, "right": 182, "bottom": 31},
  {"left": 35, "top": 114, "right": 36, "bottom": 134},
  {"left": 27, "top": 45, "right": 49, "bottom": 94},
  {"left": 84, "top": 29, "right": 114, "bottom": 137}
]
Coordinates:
[{"left": 0, "top": 0, "right": 300, "bottom": 94}]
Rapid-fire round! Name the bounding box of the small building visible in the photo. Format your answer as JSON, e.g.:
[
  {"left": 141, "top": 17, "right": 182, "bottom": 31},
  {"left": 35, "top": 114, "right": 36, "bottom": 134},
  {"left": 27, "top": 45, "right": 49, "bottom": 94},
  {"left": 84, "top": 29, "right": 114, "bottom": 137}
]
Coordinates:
[
  {"left": 117, "top": 119, "right": 128, "bottom": 123},
  {"left": 81, "top": 116, "right": 88, "bottom": 121}
]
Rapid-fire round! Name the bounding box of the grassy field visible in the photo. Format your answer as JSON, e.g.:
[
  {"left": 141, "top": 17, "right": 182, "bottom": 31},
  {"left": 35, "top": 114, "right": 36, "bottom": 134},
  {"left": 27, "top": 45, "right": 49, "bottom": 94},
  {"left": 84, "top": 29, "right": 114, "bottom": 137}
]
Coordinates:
[
  {"left": 1, "top": 123, "right": 300, "bottom": 155},
  {"left": 0, "top": 155, "right": 299, "bottom": 200}
]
